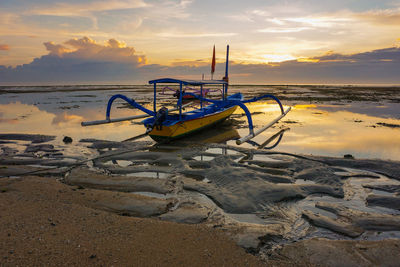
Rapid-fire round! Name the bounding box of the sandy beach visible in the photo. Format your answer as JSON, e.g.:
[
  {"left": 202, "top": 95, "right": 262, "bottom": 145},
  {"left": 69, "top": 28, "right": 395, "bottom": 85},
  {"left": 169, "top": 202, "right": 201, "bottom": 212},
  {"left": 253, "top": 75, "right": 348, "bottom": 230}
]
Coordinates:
[{"left": 0, "top": 176, "right": 263, "bottom": 266}]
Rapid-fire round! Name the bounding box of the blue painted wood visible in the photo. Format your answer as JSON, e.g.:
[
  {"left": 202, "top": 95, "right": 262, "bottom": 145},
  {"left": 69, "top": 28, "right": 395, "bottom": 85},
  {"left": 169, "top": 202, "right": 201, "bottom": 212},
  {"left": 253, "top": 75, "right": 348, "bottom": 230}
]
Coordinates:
[
  {"left": 149, "top": 78, "right": 227, "bottom": 85},
  {"left": 106, "top": 94, "right": 155, "bottom": 120},
  {"left": 153, "top": 83, "right": 156, "bottom": 113}
]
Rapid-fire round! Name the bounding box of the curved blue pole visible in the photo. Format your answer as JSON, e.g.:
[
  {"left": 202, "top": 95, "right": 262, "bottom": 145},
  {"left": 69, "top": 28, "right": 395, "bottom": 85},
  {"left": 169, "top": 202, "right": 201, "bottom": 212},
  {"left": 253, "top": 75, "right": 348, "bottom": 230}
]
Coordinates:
[
  {"left": 106, "top": 94, "right": 155, "bottom": 120},
  {"left": 176, "top": 92, "right": 284, "bottom": 136},
  {"left": 228, "top": 100, "right": 254, "bottom": 133},
  {"left": 242, "top": 94, "right": 284, "bottom": 114}
]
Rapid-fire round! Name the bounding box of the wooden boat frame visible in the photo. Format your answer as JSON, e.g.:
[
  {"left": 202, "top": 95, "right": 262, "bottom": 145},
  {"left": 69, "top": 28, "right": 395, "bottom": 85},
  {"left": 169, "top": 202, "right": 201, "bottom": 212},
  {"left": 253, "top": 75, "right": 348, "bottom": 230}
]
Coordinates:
[{"left": 82, "top": 45, "right": 291, "bottom": 145}]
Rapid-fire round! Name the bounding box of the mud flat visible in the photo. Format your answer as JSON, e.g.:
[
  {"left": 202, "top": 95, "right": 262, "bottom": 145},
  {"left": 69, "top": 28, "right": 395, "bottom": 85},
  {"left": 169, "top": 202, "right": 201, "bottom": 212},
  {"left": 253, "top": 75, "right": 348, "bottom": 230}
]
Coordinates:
[{"left": 1, "top": 134, "right": 400, "bottom": 265}]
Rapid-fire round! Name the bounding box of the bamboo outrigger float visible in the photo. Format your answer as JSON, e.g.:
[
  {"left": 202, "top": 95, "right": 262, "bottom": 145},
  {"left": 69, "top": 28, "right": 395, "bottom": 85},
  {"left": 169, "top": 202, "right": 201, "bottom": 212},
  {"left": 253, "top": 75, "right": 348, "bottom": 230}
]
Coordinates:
[{"left": 82, "top": 45, "right": 291, "bottom": 145}]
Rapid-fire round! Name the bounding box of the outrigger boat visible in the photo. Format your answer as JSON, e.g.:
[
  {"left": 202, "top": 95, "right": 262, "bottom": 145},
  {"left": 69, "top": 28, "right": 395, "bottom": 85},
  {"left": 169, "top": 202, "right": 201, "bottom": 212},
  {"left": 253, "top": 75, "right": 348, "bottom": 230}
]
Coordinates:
[
  {"left": 82, "top": 46, "right": 291, "bottom": 145},
  {"left": 159, "top": 85, "right": 214, "bottom": 100}
]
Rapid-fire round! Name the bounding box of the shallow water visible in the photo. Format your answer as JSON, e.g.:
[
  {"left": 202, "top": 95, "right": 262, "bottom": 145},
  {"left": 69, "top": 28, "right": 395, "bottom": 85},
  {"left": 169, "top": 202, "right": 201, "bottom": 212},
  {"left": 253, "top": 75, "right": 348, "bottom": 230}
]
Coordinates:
[
  {"left": 1, "top": 84, "right": 400, "bottom": 253},
  {"left": 1, "top": 85, "right": 399, "bottom": 160}
]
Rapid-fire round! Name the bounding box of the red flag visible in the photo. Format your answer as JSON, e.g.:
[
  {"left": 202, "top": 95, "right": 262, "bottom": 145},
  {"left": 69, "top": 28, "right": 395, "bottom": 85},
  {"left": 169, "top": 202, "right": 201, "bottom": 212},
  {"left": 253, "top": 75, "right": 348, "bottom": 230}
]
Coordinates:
[{"left": 211, "top": 45, "right": 216, "bottom": 77}]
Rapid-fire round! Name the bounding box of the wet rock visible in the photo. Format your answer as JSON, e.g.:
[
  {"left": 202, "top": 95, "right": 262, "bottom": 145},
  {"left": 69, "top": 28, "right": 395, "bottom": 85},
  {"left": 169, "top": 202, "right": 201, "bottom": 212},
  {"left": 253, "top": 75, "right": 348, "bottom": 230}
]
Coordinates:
[
  {"left": 0, "top": 164, "right": 66, "bottom": 178},
  {"left": 25, "top": 144, "right": 57, "bottom": 153},
  {"left": 302, "top": 210, "right": 364, "bottom": 237},
  {"left": 63, "top": 136, "right": 73, "bottom": 144},
  {"left": 376, "top": 122, "right": 400, "bottom": 128},
  {"left": 363, "top": 184, "right": 400, "bottom": 194},
  {"left": 183, "top": 178, "right": 342, "bottom": 214},
  {"left": 159, "top": 203, "right": 210, "bottom": 224},
  {"left": 344, "top": 154, "right": 354, "bottom": 159},
  {"left": 295, "top": 166, "right": 343, "bottom": 186},
  {"left": 96, "top": 164, "right": 172, "bottom": 176},
  {"left": 0, "top": 157, "right": 49, "bottom": 166},
  {"left": 91, "top": 190, "right": 176, "bottom": 217},
  {"left": 80, "top": 139, "right": 151, "bottom": 150},
  {"left": 316, "top": 202, "right": 400, "bottom": 231},
  {"left": 303, "top": 202, "right": 400, "bottom": 236},
  {"left": 0, "top": 146, "right": 18, "bottom": 156},
  {"left": 336, "top": 169, "right": 380, "bottom": 179},
  {"left": 0, "top": 134, "right": 55, "bottom": 143},
  {"left": 96, "top": 151, "right": 185, "bottom": 169},
  {"left": 265, "top": 238, "right": 400, "bottom": 267},
  {"left": 65, "top": 167, "right": 175, "bottom": 194},
  {"left": 367, "top": 194, "right": 400, "bottom": 210},
  {"left": 310, "top": 156, "right": 400, "bottom": 181},
  {"left": 0, "top": 140, "right": 16, "bottom": 144},
  {"left": 243, "top": 164, "right": 292, "bottom": 177}
]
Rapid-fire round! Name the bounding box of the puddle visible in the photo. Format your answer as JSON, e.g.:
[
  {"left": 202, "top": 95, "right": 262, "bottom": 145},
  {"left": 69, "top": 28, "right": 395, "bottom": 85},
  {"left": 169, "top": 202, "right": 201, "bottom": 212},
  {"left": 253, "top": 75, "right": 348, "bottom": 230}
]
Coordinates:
[
  {"left": 295, "top": 179, "right": 316, "bottom": 185},
  {"left": 131, "top": 191, "right": 169, "bottom": 199},
  {"left": 104, "top": 160, "right": 132, "bottom": 167},
  {"left": 193, "top": 155, "right": 214, "bottom": 161},
  {"left": 251, "top": 154, "right": 284, "bottom": 162},
  {"left": 126, "top": 172, "right": 169, "bottom": 179}
]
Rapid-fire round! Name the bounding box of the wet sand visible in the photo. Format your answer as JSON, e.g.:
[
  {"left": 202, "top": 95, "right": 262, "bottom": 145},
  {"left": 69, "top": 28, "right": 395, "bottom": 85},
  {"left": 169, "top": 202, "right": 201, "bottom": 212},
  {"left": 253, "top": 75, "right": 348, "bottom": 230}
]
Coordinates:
[
  {"left": 2, "top": 175, "right": 399, "bottom": 266},
  {"left": 0, "top": 176, "right": 263, "bottom": 266},
  {"left": 1, "top": 135, "right": 400, "bottom": 266}
]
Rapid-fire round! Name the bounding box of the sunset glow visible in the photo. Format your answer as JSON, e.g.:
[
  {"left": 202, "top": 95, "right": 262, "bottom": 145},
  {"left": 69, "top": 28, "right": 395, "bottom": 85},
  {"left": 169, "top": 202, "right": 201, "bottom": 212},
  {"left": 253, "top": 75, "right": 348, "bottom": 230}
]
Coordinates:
[{"left": 1, "top": 0, "right": 399, "bottom": 84}]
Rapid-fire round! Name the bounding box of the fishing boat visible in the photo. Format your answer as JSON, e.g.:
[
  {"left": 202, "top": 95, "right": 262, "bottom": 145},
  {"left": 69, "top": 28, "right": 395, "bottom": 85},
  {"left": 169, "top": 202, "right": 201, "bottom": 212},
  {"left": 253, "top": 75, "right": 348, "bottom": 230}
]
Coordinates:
[
  {"left": 159, "top": 85, "right": 214, "bottom": 100},
  {"left": 82, "top": 45, "right": 291, "bottom": 145}
]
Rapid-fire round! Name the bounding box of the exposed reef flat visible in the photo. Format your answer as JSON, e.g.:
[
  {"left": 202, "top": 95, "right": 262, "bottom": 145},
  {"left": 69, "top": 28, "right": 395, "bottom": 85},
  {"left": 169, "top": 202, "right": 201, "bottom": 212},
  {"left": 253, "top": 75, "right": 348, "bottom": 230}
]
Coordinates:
[{"left": 1, "top": 136, "right": 400, "bottom": 265}]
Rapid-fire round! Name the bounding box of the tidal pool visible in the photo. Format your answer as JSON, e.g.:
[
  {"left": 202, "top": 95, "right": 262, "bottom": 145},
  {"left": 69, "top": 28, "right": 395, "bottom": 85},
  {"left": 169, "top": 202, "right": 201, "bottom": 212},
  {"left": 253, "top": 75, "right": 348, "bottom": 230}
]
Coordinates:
[
  {"left": 1, "top": 85, "right": 399, "bottom": 160},
  {"left": 1, "top": 85, "right": 400, "bottom": 255}
]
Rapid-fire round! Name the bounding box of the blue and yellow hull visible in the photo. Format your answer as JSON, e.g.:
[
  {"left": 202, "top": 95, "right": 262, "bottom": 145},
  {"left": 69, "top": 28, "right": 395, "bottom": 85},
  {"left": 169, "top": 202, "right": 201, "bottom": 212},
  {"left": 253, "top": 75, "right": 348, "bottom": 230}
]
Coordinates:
[{"left": 147, "top": 105, "right": 238, "bottom": 141}]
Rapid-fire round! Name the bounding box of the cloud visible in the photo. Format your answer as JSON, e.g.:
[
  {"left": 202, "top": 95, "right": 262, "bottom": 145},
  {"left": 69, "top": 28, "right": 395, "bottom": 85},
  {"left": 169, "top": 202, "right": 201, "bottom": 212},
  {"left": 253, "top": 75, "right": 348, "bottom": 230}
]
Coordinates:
[
  {"left": 43, "top": 36, "right": 146, "bottom": 64},
  {"left": 0, "top": 36, "right": 146, "bottom": 83},
  {"left": 229, "top": 47, "right": 400, "bottom": 84},
  {"left": 257, "top": 27, "right": 310, "bottom": 33},
  {"left": 353, "top": 8, "right": 400, "bottom": 26},
  {"left": 0, "top": 44, "right": 10, "bottom": 51},
  {"left": 157, "top": 32, "right": 237, "bottom": 38},
  {"left": 313, "top": 47, "right": 400, "bottom": 62},
  {"left": 0, "top": 37, "right": 399, "bottom": 84},
  {"left": 30, "top": 0, "right": 147, "bottom": 16}
]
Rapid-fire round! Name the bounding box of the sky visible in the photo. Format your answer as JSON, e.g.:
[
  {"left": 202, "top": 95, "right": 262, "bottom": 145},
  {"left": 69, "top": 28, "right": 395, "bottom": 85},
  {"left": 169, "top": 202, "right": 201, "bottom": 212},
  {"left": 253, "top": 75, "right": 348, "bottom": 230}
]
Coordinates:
[{"left": 0, "top": 0, "right": 400, "bottom": 84}]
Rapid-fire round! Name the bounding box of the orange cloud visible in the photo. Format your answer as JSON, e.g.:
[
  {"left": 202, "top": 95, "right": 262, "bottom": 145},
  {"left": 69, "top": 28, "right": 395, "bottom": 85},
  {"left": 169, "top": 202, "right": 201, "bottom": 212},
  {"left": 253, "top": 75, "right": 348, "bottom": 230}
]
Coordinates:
[
  {"left": 44, "top": 36, "right": 146, "bottom": 64},
  {"left": 353, "top": 9, "right": 400, "bottom": 26},
  {"left": 44, "top": 42, "right": 71, "bottom": 56},
  {"left": 0, "top": 44, "right": 10, "bottom": 51}
]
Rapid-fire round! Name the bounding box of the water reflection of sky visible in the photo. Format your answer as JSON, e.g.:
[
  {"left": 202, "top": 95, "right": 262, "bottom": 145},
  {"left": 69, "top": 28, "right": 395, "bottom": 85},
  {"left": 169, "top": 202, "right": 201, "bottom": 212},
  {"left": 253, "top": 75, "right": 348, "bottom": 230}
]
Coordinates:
[
  {"left": 0, "top": 88, "right": 399, "bottom": 161},
  {"left": 233, "top": 103, "right": 400, "bottom": 160}
]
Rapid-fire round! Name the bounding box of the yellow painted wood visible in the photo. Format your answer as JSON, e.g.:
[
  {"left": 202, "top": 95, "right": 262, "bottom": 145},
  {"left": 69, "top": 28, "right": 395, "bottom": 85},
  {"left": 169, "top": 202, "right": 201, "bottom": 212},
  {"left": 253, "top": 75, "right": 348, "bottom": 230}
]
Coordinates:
[{"left": 149, "top": 106, "right": 238, "bottom": 139}]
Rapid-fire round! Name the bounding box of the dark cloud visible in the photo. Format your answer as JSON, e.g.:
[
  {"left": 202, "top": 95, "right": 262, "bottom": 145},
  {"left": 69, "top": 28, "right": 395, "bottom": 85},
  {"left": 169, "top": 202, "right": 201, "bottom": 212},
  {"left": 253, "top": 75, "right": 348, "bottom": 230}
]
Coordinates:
[
  {"left": 1, "top": 37, "right": 399, "bottom": 84},
  {"left": 314, "top": 47, "right": 400, "bottom": 62},
  {"left": 228, "top": 47, "right": 400, "bottom": 84}
]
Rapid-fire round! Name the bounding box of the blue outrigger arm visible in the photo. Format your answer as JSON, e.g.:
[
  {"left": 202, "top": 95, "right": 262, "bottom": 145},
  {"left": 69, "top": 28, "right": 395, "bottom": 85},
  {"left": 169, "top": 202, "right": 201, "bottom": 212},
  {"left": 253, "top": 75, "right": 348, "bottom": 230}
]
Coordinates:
[
  {"left": 81, "top": 94, "right": 191, "bottom": 126},
  {"left": 236, "top": 94, "right": 291, "bottom": 145},
  {"left": 178, "top": 92, "right": 291, "bottom": 145},
  {"left": 81, "top": 45, "right": 291, "bottom": 146}
]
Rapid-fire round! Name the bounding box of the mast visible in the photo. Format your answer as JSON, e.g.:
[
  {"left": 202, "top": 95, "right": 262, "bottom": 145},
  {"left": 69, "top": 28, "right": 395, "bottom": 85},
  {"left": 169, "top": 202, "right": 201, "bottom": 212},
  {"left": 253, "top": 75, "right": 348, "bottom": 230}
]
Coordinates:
[
  {"left": 224, "top": 45, "right": 229, "bottom": 82},
  {"left": 224, "top": 45, "right": 229, "bottom": 98},
  {"left": 211, "top": 45, "right": 216, "bottom": 80}
]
